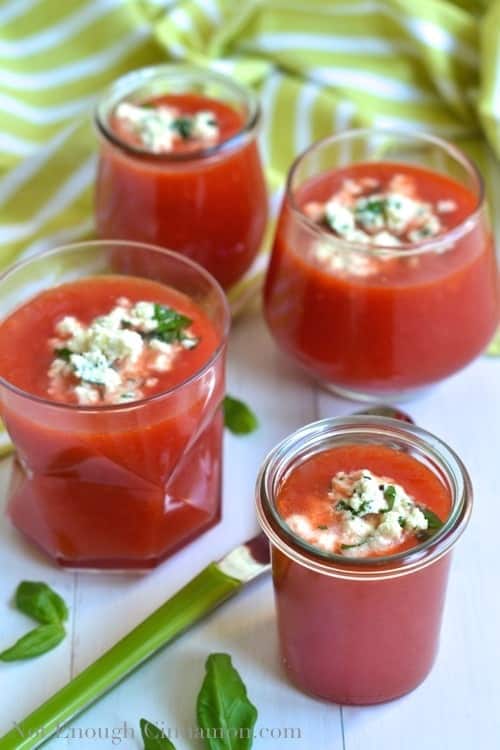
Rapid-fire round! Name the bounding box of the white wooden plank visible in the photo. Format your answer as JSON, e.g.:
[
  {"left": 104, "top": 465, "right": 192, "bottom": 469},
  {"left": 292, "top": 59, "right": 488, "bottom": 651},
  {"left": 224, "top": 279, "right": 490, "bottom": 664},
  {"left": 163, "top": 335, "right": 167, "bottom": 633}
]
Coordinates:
[{"left": 0, "top": 459, "right": 75, "bottom": 735}]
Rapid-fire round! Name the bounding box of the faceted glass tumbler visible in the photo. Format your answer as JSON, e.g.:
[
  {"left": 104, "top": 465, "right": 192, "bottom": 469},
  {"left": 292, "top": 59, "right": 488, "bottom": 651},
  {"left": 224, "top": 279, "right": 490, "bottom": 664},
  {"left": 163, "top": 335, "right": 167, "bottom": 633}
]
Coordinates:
[{"left": 0, "top": 241, "right": 229, "bottom": 571}]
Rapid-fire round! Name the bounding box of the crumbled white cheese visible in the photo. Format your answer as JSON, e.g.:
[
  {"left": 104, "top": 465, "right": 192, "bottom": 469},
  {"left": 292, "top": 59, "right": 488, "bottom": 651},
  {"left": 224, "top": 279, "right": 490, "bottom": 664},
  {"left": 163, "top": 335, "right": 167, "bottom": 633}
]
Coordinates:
[
  {"left": 306, "top": 172, "right": 452, "bottom": 275},
  {"left": 325, "top": 201, "right": 356, "bottom": 237},
  {"left": 91, "top": 326, "right": 144, "bottom": 364},
  {"left": 70, "top": 351, "right": 122, "bottom": 388},
  {"left": 126, "top": 301, "right": 157, "bottom": 333},
  {"left": 385, "top": 193, "right": 421, "bottom": 234},
  {"left": 342, "top": 514, "right": 373, "bottom": 543},
  {"left": 372, "top": 231, "right": 402, "bottom": 247},
  {"left": 285, "top": 468, "right": 433, "bottom": 558},
  {"left": 48, "top": 297, "right": 198, "bottom": 405},
  {"left": 354, "top": 195, "right": 386, "bottom": 232},
  {"left": 332, "top": 469, "right": 429, "bottom": 555},
  {"left": 437, "top": 199, "right": 457, "bottom": 214},
  {"left": 285, "top": 514, "right": 338, "bottom": 552},
  {"left": 408, "top": 214, "right": 442, "bottom": 243},
  {"left": 149, "top": 338, "right": 175, "bottom": 354},
  {"left": 286, "top": 514, "right": 314, "bottom": 539},
  {"left": 376, "top": 511, "right": 404, "bottom": 542},
  {"left": 346, "top": 470, "right": 388, "bottom": 515},
  {"left": 313, "top": 241, "right": 377, "bottom": 277},
  {"left": 115, "top": 102, "right": 219, "bottom": 153},
  {"left": 191, "top": 110, "right": 219, "bottom": 141},
  {"left": 74, "top": 384, "right": 100, "bottom": 406},
  {"left": 55, "top": 316, "right": 83, "bottom": 337},
  {"left": 152, "top": 353, "right": 174, "bottom": 372}
]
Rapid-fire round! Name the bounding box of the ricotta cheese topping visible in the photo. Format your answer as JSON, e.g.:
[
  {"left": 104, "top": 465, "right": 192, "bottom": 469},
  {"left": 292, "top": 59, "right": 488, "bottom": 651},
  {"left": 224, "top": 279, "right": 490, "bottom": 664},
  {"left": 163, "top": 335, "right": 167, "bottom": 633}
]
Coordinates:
[
  {"left": 303, "top": 173, "right": 457, "bottom": 277},
  {"left": 48, "top": 298, "right": 199, "bottom": 405},
  {"left": 115, "top": 101, "right": 219, "bottom": 153},
  {"left": 284, "top": 468, "right": 442, "bottom": 558}
]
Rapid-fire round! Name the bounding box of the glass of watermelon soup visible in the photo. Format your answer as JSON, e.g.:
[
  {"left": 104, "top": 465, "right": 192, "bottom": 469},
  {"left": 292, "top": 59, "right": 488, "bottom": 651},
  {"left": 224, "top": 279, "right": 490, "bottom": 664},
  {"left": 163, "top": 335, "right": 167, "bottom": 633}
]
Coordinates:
[
  {"left": 0, "top": 241, "right": 229, "bottom": 571},
  {"left": 95, "top": 64, "right": 268, "bottom": 290},
  {"left": 264, "top": 129, "right": 499, "bottom": 401},
  {"left": 256, "top": 416, "right": 472, "bottom": 705}
]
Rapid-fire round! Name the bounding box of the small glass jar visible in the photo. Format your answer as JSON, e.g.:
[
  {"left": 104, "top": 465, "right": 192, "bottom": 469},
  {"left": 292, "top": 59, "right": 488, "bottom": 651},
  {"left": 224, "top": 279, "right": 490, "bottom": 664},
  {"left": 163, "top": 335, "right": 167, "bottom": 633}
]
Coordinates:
[
  {"left": 264, "top": 129, "right": 499, "bottom": 402},
  {"left": 95, "top": 64, "right": 268, "bottom": 290},
  {"left": 256, "top": 416, "right": 472, "bottom": 705},
  {"left": 0, "top": 241, "right": 230, "bottom": 571}
]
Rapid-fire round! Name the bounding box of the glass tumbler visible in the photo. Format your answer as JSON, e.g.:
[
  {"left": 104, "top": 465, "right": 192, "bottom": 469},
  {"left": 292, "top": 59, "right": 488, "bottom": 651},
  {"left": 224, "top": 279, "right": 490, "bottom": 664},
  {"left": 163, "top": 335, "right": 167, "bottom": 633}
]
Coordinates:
[
  {"left": 0, "top": 241, "right": 229, "bottom": 571},
  {"left": 264, "top": 129, "right": 498, "bottom": 401},
  {"left": 256, "top": 416, "right": 472, "bottom": 704},
  {"left": 95, "top": 64, "right": 268, "bottom": 290}
]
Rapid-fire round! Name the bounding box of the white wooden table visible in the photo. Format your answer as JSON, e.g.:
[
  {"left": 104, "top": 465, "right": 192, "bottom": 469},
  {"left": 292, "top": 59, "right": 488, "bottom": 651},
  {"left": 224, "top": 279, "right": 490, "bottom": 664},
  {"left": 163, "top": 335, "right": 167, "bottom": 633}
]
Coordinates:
[{"left": 1, "top": 311, "right": 499, "bottom": 749}]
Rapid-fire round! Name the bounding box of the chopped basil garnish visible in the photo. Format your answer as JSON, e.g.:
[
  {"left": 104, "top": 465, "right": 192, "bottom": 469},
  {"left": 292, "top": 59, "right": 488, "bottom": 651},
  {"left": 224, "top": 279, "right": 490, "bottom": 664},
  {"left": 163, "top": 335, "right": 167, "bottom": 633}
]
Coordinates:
[
  {"left": 335, "top": 500, "right": 351, "bottom": 512},
  {"left": 421, "top": 508, "right": 444, "bottom": 530},
  {"left": 336, "top": 497, "right": 367, "bottom": 516},
  {"left": 384, "top": 485, "right": 396, "bottom": 510},
  {"left": 152, "top": 303, "right": 194, "bottom": 344},
  {"left": 171, "top": 116, "right": 193, "bottom": 140},
  {"left": 341, "top": 539, "right": 370, "bottom": 550},
  {"left": 416, "top": 507, "right": 444, "bottom": 541},
  {"left": 54, "top": 347, "right": 72, "bottom": 362},
  {"left": 363, "top": 198, "right": 385, "bottom": 214},
  {"left": 317, "top": 525, "right": 328, "bottom": 530}
]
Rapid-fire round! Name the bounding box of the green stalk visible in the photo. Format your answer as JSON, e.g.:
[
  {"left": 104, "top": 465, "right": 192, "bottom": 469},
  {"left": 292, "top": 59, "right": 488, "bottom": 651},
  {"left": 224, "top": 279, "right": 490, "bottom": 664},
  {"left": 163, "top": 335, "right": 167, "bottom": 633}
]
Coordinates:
[{"left": 0, "top": 564, "right": 241, "bottom": 750}]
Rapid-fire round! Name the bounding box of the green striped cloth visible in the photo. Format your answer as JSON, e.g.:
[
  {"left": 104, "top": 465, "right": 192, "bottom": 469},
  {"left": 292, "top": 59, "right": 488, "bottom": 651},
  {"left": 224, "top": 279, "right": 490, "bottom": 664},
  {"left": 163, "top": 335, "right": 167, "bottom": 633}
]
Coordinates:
[{"left": 1, "top": 0, "right": 500, "bottom": 455}]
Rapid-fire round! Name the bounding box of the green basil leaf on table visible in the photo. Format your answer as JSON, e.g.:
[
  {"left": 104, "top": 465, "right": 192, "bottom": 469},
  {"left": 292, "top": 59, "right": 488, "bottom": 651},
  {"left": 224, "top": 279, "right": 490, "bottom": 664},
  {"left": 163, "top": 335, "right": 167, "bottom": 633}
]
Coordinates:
[
  {"left": 223, "top": 396, "right": 258, "bottom": 435},
  {"left": 140, "top": 719, "right": 177, "bottom": 750},
  {"left": 0, "top": 623, "right": 66, "bottom": 662},
  {"left": 197, "top": 652, "right": 258, "bottom": 750},
  {"left": 15, "top": 580, "right": 69, "bottom": 625}
]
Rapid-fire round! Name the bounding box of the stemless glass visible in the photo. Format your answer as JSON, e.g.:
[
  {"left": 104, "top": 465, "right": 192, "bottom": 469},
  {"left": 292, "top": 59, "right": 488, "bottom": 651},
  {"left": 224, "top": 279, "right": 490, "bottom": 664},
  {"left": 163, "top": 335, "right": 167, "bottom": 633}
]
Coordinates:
[
  {"left": 95, "top": 64, "right": 268, "bottom": 290},
  {"left": 256, "top": 416, "right": 472, "bottom": 705},
  {"left": 264, "top": 129, "right": 499, "bottom": 401},
  {"left": 0, "top": 241, "right": 230, "bottom": 571}
]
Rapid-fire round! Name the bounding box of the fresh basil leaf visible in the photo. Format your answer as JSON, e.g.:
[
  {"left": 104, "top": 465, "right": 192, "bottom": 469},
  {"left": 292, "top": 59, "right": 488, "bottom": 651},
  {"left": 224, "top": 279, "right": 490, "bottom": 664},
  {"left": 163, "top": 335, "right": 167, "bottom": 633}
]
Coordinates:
[
  {"left": 171, "top": 116, "right": 193, "bottom": 140},
  {"left": 223, "top": 396, "right": 258, "bottom": 435},
  {"left": 54, "top": 347, "right": 72, "bottom": 362},
  {"left": 140, "top": 719, "right": 177, "bottom": 750},
  {"left": 152, "top": 304, "right": 193, "bottom": 344},
  {"left": 197, "top": 653, "right": 258, "bottom": 750},
  {"left": 0, "top": 623, "right": 65, "bottom": 662},
  {"left": 384, "top": 485, "right": 396, "bottom": 510},
  {"left": 415, "top": 508, "right": 444, "bottom": 542},
  {"left": 421, "top": 508, "right": 444, "bottom": 531},
  {"left": 15, "top": 581, "right": 68, "bottom": 625},
  {"left": 335, "top": 500, "right": 351, "bottom": 512}
]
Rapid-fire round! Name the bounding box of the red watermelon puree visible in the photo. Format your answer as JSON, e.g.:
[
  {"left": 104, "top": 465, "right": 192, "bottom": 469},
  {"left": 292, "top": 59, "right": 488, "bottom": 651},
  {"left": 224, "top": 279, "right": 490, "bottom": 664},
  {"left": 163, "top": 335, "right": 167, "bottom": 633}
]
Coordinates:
[
  {"left": 96, "top": 67, "right": 268, "bottom": 290},
  {"left": 265, "top": 152, "right": 499, "bottom": 399},
  {"left": 256, "top": 418, "right": 472, "bottom": 705},
  {"left": 0, "top": 272, "right": 227, "bottom": 570}
]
